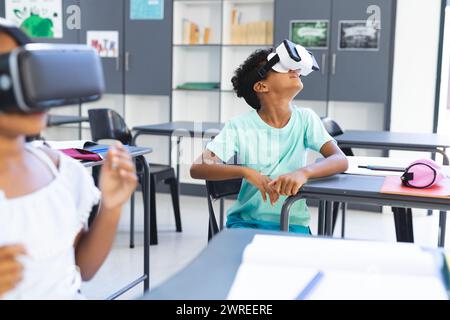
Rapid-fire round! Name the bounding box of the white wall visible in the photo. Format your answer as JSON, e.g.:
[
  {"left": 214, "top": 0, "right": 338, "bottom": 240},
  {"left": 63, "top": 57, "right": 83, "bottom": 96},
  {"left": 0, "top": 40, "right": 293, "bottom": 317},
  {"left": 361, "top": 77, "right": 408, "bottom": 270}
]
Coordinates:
[
  {"left": 437, "top": 5, "right": 450, "bottom": 140},
  {"left": 390, "top": 0, "right": 442, "bottom": 134}
]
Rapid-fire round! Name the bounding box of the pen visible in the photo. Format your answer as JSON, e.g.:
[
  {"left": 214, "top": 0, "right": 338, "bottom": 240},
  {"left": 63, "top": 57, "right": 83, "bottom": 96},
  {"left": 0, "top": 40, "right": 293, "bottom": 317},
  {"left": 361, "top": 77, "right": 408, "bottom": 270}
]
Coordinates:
[
  {"left": 295, "top": 271, "right": 324, "bottom": 300},
  {"left": 358, "top": 165, "right": 405, "bottom": 172}
]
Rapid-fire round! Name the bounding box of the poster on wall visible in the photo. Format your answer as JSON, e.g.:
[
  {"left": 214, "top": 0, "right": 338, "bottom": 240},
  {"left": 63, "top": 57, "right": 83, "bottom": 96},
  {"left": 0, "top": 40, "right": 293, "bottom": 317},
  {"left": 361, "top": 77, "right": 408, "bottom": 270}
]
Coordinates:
[
  {"left": 130, "top": 0, "right": 164, "bottom": 20},
  {"left": 87, "top": 31, "right": 119, "bottom": 58},
  {"left": 338, "top": 20, "right": 380, "bottom": 51},
  {"left": 5, "top": 0, "right": 63, "bottom": 39},
  {"left": 290, "top": 20, "right": 329, "bottom": 49}
]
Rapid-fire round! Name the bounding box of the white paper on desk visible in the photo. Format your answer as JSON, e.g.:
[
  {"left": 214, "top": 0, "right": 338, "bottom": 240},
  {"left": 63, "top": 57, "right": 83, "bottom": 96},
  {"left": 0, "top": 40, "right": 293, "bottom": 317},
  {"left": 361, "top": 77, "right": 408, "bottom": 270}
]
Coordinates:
[
  {"left": 244, "top": 235, "right": 440, "bottom": 277},
  {"left": 227, "top": 265, "right": 318, "bottom": 300},
  {"left": 306, "top": 271, "right": 448, "bottom": 300},
  {"left": 229, "top": 235, "right": 447, "bottom": 300},
  {"left": 44, "top": 140, "right": 96, "bottom": 150}
]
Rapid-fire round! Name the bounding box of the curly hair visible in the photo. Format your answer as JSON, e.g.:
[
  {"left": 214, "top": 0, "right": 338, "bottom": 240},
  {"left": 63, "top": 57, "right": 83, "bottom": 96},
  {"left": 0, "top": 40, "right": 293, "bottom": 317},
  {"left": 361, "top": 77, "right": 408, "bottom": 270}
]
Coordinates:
[{"left": 231, "top": 48, "right": 274, "bottom": 110}]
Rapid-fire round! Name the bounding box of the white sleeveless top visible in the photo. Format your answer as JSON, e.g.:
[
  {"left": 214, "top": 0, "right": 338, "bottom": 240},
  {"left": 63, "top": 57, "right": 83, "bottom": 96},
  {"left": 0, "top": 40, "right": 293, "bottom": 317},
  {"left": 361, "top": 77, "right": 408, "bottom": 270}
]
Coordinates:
[{"left": 0, "top": 144, "right": 101, "bottom": 300}]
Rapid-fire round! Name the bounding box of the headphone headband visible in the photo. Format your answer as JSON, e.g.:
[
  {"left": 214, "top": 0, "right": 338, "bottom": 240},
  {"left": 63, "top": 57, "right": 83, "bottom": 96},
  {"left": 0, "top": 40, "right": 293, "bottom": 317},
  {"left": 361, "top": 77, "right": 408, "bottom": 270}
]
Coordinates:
[{"left": 0, "top": 18, "right": 33, "bottom": 46}]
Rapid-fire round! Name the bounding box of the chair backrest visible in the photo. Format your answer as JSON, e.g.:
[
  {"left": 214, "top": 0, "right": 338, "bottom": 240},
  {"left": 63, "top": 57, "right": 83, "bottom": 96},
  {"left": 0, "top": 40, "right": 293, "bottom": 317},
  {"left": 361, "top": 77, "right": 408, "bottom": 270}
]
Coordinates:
[
  {"left": 206, "top": 178, "right": 242, "bottom": 241},
  {"left": 320, "top": 117, "right": 354, "bottom": 156},
  {"left": 206, "top": 178, "right": 243, "bottom": 200},
  {"left": 321, "top": 117, "right": 344, "bottom": 137},
  {"left": 88, "top": 108, "right": 132, "bottom": 145}
]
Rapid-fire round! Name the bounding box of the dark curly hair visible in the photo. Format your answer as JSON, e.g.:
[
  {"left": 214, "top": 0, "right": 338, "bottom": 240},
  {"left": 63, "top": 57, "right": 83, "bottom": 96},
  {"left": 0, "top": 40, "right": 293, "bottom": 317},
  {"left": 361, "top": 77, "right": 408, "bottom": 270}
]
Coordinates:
[{"left": 231, "top": 48, "right": 274, "bottom": 110}]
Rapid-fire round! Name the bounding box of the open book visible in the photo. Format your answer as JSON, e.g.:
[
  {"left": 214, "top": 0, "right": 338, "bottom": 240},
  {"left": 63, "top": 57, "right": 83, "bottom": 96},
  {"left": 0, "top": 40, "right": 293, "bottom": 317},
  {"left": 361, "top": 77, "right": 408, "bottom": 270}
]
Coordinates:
[
  {"left": 44, "top": 140, "right": 97, "bottom": 150},
  {"left": 44, "top": 140, "right": 103, "bottom": 162},
  {"left": 227, "top": 235, "right": 449, "bottom": 300}
]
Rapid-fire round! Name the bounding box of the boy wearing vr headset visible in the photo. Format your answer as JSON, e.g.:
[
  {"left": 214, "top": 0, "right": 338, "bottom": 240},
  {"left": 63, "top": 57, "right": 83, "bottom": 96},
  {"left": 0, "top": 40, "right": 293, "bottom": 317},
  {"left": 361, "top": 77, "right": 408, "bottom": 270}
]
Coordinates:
[
  {"left": 0, "top": 21, "right": 138, "bottom": 299},
  {"left": 191, "top": 41, "right": 348, "bottom": 233}
]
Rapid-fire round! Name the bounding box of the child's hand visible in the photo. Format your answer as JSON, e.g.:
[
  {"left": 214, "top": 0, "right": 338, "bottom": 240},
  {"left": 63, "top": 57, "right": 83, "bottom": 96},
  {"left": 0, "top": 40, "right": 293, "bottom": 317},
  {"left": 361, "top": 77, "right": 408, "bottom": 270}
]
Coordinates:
[
  {"left": 0, "top": 245, "right": 26, "bottom": 298},
  {"left": 268, "top": 170, "right": 309, "bottom": 196},
  {"left": 243, "top": 168, "right": 279, "bottom": 205},
  {"left": 99, "top": 142, "right": 138, "bottom": 210}
]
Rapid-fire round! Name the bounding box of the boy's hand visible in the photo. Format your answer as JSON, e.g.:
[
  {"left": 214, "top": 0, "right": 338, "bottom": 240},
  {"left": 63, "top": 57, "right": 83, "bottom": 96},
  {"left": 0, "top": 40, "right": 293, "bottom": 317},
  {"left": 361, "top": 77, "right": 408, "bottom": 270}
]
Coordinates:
[
  {"left": 268, "top": 170, "right": 309, "bottom": 196},
  {"left": 99, "top": 142, "right": 138, "bottom": 211},
  {"left": 243, "top": 168, "right": 279, "bottom": 205},
  {"left": 0, "top": 245, "right": 26, "bottom": 298}
]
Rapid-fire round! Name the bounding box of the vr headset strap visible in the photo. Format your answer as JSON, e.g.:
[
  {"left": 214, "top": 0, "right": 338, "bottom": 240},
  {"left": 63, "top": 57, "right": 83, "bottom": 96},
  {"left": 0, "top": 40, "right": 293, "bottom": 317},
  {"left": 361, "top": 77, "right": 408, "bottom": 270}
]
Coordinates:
[
  {"left": 0, "top": 23, "right": 32, "bottom": 46},
  {"left": 256, "top": 54, "right": 280, "bottom": 79}
]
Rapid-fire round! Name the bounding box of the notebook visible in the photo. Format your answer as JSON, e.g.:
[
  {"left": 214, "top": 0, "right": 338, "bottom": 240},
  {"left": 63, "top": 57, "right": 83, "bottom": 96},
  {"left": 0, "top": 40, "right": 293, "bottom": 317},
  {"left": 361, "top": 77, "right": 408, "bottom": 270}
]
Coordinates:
[
  {"left": 226, "top": 235, "right": 449, "bottom": 300},
  {"left": 44, "top": 140, "right": 103, "bottom": 162},
  {"left": 381, "top": 176, "right": 450, "bottom": 199}
]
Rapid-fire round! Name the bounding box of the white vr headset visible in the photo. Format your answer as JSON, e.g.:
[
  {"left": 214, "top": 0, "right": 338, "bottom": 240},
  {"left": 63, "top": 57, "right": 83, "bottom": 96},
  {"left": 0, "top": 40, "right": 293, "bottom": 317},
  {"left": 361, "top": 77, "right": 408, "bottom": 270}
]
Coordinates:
[
  {"left": 0, "top": 18, "right": 105, "bottom": 114},
  {"left": 252, "top": 39, "right": 320, "bottom": 81}
]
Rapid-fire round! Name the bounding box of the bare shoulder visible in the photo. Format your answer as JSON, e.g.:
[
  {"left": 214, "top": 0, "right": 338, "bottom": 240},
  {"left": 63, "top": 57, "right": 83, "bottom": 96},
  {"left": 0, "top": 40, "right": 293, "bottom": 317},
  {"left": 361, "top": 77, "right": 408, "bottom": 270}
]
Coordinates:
[{"left": 37, "top": 145, "right": 61, "bottom": 168}]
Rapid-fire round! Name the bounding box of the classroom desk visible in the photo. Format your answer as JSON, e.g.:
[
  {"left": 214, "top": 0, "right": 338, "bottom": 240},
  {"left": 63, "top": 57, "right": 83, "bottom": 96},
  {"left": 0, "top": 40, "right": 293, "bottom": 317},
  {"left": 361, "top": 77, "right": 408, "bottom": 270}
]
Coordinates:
[
  {"left": 142, "top": 229, "right": 290, "bottom": 300},
  {"left": 132, "top": 121, "right": 224, "bottom": 185},
  {"left": 132, "top": 121, "right": 225, "bottom": 226},
  {"left": 280, "top": 174, "right": 450, "bottom": 247},
  {"left": 47, "top": 114, "right": 89, "bottom": 127},
  {"left": 335, "top": 130, "right": 450, "bottom": 165},
  {"left": 82, "top": 145, "right": 153, "bottom": 298},
  {"left": 142, "top": 228, "right": 448, "bottom": 300}
]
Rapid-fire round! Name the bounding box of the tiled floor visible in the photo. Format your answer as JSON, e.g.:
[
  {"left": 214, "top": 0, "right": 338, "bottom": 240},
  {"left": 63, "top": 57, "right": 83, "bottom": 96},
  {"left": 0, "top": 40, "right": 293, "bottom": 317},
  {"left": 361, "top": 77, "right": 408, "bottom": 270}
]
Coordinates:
[{"left": 80, "top": 193, "right": 449, "bottom": 300}]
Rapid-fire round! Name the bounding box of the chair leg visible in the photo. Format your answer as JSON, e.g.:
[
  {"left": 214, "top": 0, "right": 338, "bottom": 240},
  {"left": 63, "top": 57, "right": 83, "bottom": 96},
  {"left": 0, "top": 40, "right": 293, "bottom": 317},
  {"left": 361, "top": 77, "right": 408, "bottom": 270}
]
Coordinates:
[
  {"left": 150, "top": 176, "right": 158, "bottom": 245},
  {"left": 392, "top": 207, "right": 414, "bottom": 243},
  {"left": 167, "top": 177, "right": 182, "bottom": 232},
  {"left": 331, "top": 202, "right": 340, "bottom": 234},
  {"left": 130, "top": 192, "right": 135, "bottom": 249}
]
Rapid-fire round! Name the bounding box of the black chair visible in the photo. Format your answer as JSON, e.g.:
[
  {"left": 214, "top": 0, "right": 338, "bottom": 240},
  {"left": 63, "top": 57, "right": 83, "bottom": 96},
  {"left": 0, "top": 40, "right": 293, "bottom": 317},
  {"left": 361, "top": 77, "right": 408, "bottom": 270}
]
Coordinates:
[
  {"left": 206, "top": 178, "right": 243, "bottom": 241},
  {"left": 321, "top": 117, "right": 355, "bottom": 237},
  {"left": 88, "top": 108, "right": 182, "bottom": 246}
]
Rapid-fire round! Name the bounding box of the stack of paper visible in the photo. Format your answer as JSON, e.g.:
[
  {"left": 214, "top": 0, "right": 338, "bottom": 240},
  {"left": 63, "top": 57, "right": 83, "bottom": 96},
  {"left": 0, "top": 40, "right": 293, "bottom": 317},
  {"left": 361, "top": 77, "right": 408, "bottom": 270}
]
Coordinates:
[{"left": 227, "top": 235, "right": 448, "bottom": 300}]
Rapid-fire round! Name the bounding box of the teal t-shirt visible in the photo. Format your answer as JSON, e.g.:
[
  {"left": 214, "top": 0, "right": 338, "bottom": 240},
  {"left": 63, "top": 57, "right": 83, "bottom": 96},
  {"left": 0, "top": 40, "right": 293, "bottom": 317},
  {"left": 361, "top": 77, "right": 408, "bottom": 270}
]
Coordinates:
[{"left": 206, "top": 106, "right": 334, "bottom": 228}]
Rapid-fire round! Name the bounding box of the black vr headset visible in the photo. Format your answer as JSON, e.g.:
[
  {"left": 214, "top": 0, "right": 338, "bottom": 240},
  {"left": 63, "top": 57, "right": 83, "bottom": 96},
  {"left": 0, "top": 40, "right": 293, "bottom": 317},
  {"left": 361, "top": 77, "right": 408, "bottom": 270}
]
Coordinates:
[{"left": 0, "top": 18, "right": 105, "bottom": 114}]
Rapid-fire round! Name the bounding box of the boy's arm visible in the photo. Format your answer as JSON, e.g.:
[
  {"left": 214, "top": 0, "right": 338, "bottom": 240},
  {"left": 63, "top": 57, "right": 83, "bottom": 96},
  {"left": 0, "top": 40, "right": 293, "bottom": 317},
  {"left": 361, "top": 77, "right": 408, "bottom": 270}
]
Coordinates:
[
  {"left": 190, "top": 150, "right": 279, "bottom": 204},
  {"left": 190, "top": 149, "right": 245, "bottom": 181},
  {"left": 269, "top": 141, "right": 348, "bottom": 196}
]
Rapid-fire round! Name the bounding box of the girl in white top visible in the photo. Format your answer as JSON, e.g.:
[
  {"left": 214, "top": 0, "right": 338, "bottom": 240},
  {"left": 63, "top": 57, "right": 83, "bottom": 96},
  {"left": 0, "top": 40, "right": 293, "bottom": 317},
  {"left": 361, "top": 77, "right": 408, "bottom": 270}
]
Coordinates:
[{"left": 0, "top": 31, "right": 138, "bottom": 299}]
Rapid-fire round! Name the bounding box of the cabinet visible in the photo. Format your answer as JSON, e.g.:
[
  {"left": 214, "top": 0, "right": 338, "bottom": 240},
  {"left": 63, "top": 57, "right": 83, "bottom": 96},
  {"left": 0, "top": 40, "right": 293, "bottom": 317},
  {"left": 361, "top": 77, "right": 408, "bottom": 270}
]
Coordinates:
[
  {"left": 80, "top": 0, "right": 173, "bottom": 95},
  {"left": 275, "top": 0, "right": 396, "bottom": 104},
  {"left": 124, "top": 0, "right": 173, "bottom": 95}
]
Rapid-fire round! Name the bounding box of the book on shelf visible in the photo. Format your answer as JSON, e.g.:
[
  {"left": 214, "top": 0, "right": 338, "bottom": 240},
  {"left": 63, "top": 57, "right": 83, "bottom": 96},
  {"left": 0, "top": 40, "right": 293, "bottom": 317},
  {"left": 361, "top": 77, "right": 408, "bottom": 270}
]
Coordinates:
[
  {"left": 227, "top": 234, "right": 450, "bottom": 300},
  {"left": 229, "top": 6, "right": 273, "bottom": 45},
  {"left": 182, "top": 18, "right": 211, "bottom": 45}
]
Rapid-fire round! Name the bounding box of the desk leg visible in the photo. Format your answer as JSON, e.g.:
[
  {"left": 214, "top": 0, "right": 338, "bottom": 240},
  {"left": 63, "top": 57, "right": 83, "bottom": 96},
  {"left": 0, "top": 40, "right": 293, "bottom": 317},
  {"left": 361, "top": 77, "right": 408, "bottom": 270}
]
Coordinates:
[
  {"left": 438, "top": 211, "right": 447, "bottom": 247},
  {"left": 137, "top": 156, "right": 150, "bottom": 292},
  {"left": 392, "top": 207, "right": 414, "bottom": 243},
  {"left": 438, "top": 148, "right": 448, "bottom": 247},
  {"left": 176, "top": 136, "right": 181, "bottom": 189},
  {"left": 318, "top": 201, "right": 325, "bottom": 236},
  {"left": 325, "top": 201, "right": 333, "bottom": 236},
  {"left": 341, "top": 203, "right": 346, "bottom": 238},
  {"left": 219, "top": 198, "right": 225, "bottom": 230}
]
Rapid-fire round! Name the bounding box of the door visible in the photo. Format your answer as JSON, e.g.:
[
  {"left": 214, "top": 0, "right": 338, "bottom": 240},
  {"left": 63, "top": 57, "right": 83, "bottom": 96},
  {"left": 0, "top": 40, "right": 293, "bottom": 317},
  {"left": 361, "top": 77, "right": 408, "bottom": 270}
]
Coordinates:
[
  {"left": 79, "top": 0, "right": 125, "bottom": 94},
  {"left": 274, "top": 0, "right": 332, "bottom": 101},
  {"left": 124, "top": 0, "right": 172, "bottom": 95},
  {"left": 328, "top": 0, "right": 395, "bottom": 103}
]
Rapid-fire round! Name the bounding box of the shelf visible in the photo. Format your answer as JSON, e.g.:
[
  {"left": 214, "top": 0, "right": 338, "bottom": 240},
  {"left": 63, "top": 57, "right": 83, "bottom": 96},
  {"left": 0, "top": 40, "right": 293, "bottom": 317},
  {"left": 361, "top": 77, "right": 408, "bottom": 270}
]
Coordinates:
[
  {"left": 173, "top": 88, "right": 221, "bottom": 92},
  {"left": 224, "top": 0, "right": 274, "bottom": 4},
  {"left": 222, "top": 44, "right": 273, "bottom": 47},
  {"left": 174, "top": 44, "right": 222, "bottom": 47},
  {"left": 174, "top": 0, "right": 222, "bottom": 5}
]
